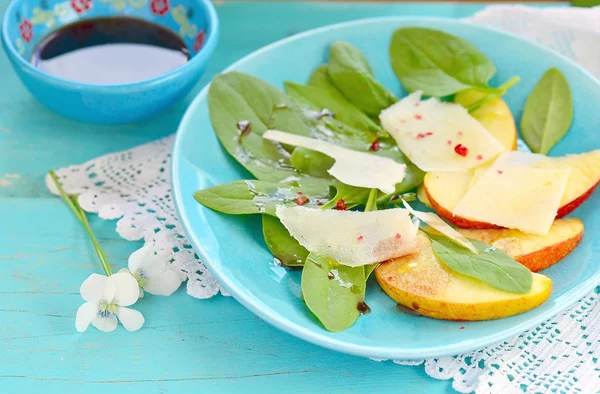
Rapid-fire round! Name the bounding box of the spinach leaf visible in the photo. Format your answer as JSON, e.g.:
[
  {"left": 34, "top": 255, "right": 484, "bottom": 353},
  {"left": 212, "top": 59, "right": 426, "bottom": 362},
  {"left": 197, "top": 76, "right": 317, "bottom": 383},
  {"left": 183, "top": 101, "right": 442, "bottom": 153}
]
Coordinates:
[
  {"left": 521, "top": 68, "right": 573, "bottom": 155},
  {"left": 303, "top": 66, "right": 426, "bottom": 189},
  {"left": 285, "top": 81, "right": 382, "bottom": 134},
  {"left": 208, "top": 72, "right": 311, "bottom": 181},
  {"left": 194, "top": 177, "right": 333, "bottom": 216},
  {"left": 321, "top": 159, "right": 423, "bottom": 209},
  {"left": 327, "top": 41, "right": 397, "bottom": 116},
  {"left": 301, "top": 253, "right": 366, "bottom": 332},
  {"left": 363, "top": 190, "right": 380, "bottom": 282},
  {"left": 290, "top": 147, "right": 334, "bottom": 178},
  {"left": 300, "top": 118, "right": 424, "bottom": 194},
  {"left": 308, "top": 64, "right": 334, "bottom": 89},
  {"left": 330, "top": 182, "right": 372, "bottom": 207},
  {"left": 395, "top": 162, "right": 425, "bottom": 194},
  {"left": 374, "top": 150, "right": 424, "bottom": 196},
  {"left": 429, "top": 234, "right": 533, "bottom": 294},
  {"left": 364, "top": 264, "right": 378, "bottom": 280},
  {"left": 455, "top": 77, "right": 521, "bottom": 113},
  {"left": 389, "top": 27, "right": 496, "bottom": 97},
  {"left": 282, "top": 117, "right": 423, "bottom": 206},
  {"left": 311, "top": 117, "right": 374, "bottom": 150},
  {"left": 364, "top": 188, "right": 379, "bottom": 212},
  {"left": 331, "top": 40, "right": 374, "bottom": 75},
  {"left": 330, "top": 157, "right": 423, "bottom": 206},
  {"left": 262, "top": 215, "right": 307, "bottom": 267},
  {"left": 302, "top": 125, "right": 424, "bottom": 200}
]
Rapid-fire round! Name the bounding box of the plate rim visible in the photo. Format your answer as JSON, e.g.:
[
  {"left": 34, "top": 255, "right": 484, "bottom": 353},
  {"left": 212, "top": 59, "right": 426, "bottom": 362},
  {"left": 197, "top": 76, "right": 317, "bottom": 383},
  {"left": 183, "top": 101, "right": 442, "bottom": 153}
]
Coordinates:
[{"left": 172, "top": 16, "right": 600, "bottom": 360}]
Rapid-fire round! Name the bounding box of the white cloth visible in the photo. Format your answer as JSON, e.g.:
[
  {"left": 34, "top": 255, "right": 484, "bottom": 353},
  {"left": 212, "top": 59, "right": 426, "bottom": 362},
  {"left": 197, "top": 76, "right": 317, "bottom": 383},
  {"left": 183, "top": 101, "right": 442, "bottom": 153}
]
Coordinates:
[
  {"left": 468, "top": 5, "right": 600, "bottom": 77},
  {"left": 47, "top": 5, "right": 600, "bottom": 393}
]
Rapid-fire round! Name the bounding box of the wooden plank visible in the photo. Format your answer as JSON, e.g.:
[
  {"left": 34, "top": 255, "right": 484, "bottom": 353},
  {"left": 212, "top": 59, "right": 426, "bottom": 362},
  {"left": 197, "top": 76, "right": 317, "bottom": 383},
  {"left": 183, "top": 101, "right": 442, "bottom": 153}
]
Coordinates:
[
  {"left": 0, "top": 2, "right": 564, "bottom": 392},
  {"left": 0, "top": 198, "right": 453, "bottom": 393},
  {"left": 0, "top": 1, "right": 566, "bottom": 197}
]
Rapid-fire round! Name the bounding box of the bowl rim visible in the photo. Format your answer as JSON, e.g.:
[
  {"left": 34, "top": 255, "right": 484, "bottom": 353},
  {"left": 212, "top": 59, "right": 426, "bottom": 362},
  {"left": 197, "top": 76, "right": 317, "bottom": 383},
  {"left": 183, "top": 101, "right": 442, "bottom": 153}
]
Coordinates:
[
  {"left": 1, "top": 0, "right": 219, "bottom": 91},
  {"left": 172, "top": 16, "right": 600, "bottom": 360}
]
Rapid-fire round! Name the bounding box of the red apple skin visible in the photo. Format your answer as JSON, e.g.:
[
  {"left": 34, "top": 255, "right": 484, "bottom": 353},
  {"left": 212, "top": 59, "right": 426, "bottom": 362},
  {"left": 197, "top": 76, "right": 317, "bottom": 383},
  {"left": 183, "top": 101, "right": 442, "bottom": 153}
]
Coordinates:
[
  {"left": 458, "top": 218, "right": 583, "bottom": 272},
  {"left": 517, "top": 230, "right": 583, "bottom": 272},
  {"left": 424, "top": 186, "right": 502, "bottom": 229},
  {"left": 425, "top": 176, "right": 599, "bottom": 230},
  {"left": 556, "top": 180, "right": 599, "bottom": 219}
]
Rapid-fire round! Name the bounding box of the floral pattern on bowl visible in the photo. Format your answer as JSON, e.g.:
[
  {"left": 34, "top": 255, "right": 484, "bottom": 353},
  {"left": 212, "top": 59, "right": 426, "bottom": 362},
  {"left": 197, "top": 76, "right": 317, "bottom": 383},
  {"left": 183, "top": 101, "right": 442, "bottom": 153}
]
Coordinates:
[
  {"left": 11, "top": 0, "right": 208, "bottom": 59},
  {"left": 1, "top": 0, "right": 218, "bottom": 123}
]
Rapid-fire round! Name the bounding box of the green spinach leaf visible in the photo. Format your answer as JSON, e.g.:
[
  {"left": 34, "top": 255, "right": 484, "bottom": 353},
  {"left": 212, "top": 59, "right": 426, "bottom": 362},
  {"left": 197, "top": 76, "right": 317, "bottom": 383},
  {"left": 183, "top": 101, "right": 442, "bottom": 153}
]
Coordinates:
[
  {"left": 521, "top": 68, "right": 573, "bottom": 154},
  {"left": 364, "top": 264, "right": 378, "bottom": 280},
  {"left": 308, "top": 64, "right": 335, "bottom": 89},
  {"left": 321, "top": 160, "right": 423, "bottom": 209},
  {"left": 429, "top": 234, "right": 533, "bottom": 294},
  {"left": 301, "top": 253, "right": 366, "bottom": 332},
  {"left": 330, "top": 156, "right": 423, "bottom": 206},
  {"left": 364, "top": 188, "right": 379, "bottom": 212},
  {"left": 194, "top": 177, "right": 333, "bottom": 216},
  {"left": 208, "top": 71, "right": 311, "bottom": 181},
  {"left": 363, "top": 190, "right": 380, "bottom": 282},
  {"left": 311, "top": 117, "right": 374, "bottom": 149},
  {"left": 262, "top": 215, "right": 307, "bottom": 267},
  {"left": 285, "top": 81, "right": 382, "bottom": 134},
  {"left": 290, "top": 147, "right": 334, "bottom": 178},
  {"left": 375, "top": 151, "right": 424, "bottom": 196},
  {"left": 389, "top": 27, "right": 496, "bottom": 97},
  {"left": 328, "top": 41, "right": 397, "bottom": 116},
  {"left": 455, "top": 77, "right": 521, "bottom": 113},
  {"left": 302, "top": 122, "right": 423, "bottom": 193},
  {"left": 322, "top": 182, "right": 371, "bottom": 208},
  {"left": 301, "top": 66, "right": 425, "bottom": 191}
]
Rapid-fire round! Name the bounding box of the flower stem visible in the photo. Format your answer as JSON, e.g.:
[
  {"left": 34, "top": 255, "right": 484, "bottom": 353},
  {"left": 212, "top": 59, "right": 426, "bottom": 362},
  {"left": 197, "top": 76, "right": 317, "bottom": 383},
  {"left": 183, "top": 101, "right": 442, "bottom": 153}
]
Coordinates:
[
  {"left": 72, "top": 196, "right": 113, "bottom": 276},
  {"left": 48, "top": 171, "right": 113, "bottom": 276},
  {"left": 48, "top": 171, "right": 84, "bottom": 222}
]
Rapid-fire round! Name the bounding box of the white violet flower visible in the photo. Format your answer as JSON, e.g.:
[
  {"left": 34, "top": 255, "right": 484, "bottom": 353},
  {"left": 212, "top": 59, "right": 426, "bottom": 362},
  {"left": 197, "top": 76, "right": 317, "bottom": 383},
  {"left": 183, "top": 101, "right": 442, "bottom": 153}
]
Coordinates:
[
  {"left": 128, "top": 244, "right": 183, "bottom": 297},
  {"left": 76, "top": 272, "right": 144, "bottom": 332}
]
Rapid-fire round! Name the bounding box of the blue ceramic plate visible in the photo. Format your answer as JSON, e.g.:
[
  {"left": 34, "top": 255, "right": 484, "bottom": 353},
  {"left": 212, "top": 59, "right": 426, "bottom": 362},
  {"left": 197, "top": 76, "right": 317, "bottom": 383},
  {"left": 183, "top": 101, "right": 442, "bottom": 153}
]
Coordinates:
[{"left": 172, "top": 18, "right": 600, "bottom": 360}]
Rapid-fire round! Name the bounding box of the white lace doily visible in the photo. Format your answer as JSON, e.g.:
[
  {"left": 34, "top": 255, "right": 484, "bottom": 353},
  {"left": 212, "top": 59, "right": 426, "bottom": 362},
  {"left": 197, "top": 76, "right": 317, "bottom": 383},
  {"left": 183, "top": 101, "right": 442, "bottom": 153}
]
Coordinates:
[
  {"left": 46, "top": 135, "right": 227, "bottom": 299},
  {"left": 387, "top": 289, "right": 600, "bottom": 393},
  {"left": 47, "top": 5, "right": 600, "bottom": 393}
]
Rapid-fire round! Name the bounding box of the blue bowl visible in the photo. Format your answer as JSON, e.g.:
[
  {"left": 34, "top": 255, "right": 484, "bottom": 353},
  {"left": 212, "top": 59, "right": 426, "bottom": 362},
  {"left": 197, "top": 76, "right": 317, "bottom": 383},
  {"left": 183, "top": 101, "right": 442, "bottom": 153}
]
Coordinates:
[{"left": 1, "top": 0, "right": 218, "bottom": 124}]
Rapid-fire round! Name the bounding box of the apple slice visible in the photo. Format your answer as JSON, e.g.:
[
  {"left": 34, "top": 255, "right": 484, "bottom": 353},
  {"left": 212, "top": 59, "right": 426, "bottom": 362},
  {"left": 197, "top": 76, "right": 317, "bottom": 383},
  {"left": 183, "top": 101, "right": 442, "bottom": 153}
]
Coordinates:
[
  {"left": 402, "top": 200, "right": 478, "bottom": 254},
  {"left": 454, "top": 90, "right": 518, "bottom": 151},
  {"left": 416, "top": 184, "right": 431, "bottom": 208},
  {"left": 458, "top": 218, "right": 583, "bottom": 272},
  {"left": 452, "top": 165, "right": 570, "bottom": 235},
  {"left": 375, "top": 232, "right": 552, "bottom": 321},
  {"left": 416, "top": 91, "right": 516, "bottom": 209},
  {"left": 536, "top": 152, "right": 600, "bottom": 218},
  {"left": 424, "top": 150, "right": 600, "bottom": 229},
  {"left": 424, "top": 170, "right": 498, "bottom": 229}
]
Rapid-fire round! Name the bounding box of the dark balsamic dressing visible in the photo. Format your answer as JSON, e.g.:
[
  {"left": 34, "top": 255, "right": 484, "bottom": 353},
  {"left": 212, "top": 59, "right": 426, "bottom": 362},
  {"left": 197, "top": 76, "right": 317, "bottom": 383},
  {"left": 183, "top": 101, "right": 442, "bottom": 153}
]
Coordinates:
[
  {"left": 32, "top": 17, "right": 189, "bottom": 84},
  {"left": 357, "top": 301, "right": 371, "bottom": 315}
]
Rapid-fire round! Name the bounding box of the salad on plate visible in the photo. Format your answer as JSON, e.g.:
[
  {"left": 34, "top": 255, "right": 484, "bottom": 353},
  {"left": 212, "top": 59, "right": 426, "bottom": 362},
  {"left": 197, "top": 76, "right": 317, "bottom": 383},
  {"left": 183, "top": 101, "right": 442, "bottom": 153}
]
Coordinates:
[{"left": 194, "top": 27, "right": 600, "bottom": 332}]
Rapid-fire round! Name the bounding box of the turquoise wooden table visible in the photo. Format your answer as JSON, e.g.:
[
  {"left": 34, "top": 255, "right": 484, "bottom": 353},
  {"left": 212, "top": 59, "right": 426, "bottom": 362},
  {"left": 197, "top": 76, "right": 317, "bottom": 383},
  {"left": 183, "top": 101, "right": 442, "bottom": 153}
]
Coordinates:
[{"left": 0, "top": 2, "right": 561, "bottom": 393}]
